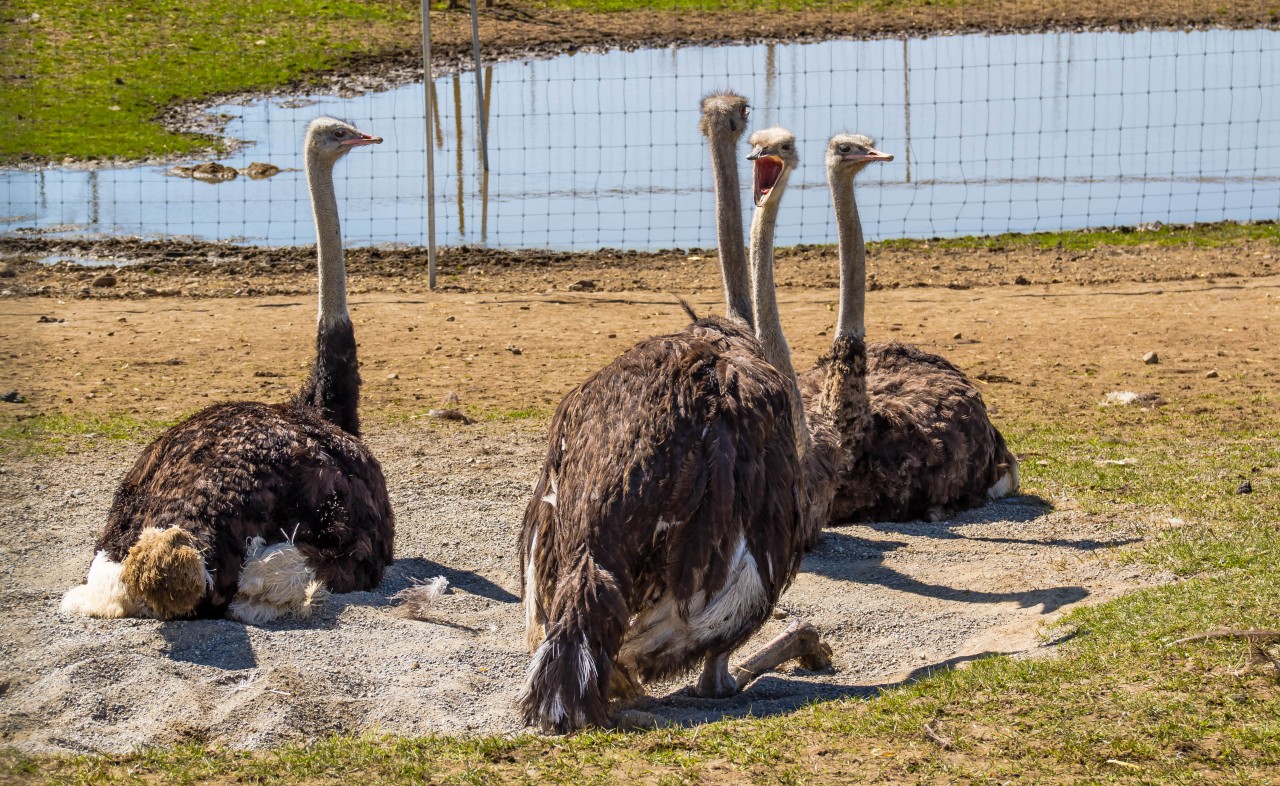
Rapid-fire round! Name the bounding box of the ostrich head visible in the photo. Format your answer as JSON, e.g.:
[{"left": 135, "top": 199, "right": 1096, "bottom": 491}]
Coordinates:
[
  {"left": 826, "top": 133, "right": 893, "bottom": 178},
  {"left": 699, "top": 91, "right": 751, "bottom": 141},
  {"left": 747, "top": 127, "right": 798, "bottom": 207},
  {"left": 305, "top": 116, "right": 383, "bottom": 164}
]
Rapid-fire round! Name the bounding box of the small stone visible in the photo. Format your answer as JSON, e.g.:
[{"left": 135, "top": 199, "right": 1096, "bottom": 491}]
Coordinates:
[
  {"left": 1014, "top": 275, "right": 1030, "bottom": 285},
  {"left": 568, "top": 279, "right": 597, "bottom": 292},
  {"left": 1236, "top": 480, "right": 1253, "bottom": 495},
  {"left": 445, "top": 315, "right": 455, "bottom": 322},
  {"left": 0, "top": 390, "right": 24, "bottom": 403},
  {"left": 952, "top": 332, "right": 962, "bottom": 340},
  {"left": 91, "top": 273, "right": 117, "bottom": 288},
  {"left": 607, "top": 333, "right": 617, "bottom": 339},
  {"left": 36, "top": 315, "right": 63, "bottom": 323},
  {"left": 116, "top": 316, "right": 127, "bottom": 322},
  {"left": 505, "top": 345, "right": 522, "bottom": 355},
  {"left": 1205, "top": 369, "right": 1219, "bottom": 379},
  {"left": 387, "top": 372, "right": 399, "bottom": 380},
  {"left": 410, "top": 661, "right": 421, "bottom": 670},
  {"left": 1142, "top": 351, "right": 1159, "bottom": 365}
]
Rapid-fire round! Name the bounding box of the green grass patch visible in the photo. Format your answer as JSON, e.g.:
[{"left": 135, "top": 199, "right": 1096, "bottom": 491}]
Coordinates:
[
  {"left": 871, "top": 220, "right": 1280, "bottom": 254},
  {"left": 1, "top": 0, "right": 422, "bottom": 161},
  {"left": 0, "top": 412, "right": 172, "bottom": 456}
]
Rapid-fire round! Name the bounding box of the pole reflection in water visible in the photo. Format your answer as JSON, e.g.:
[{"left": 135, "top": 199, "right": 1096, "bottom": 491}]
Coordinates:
[{"left": 453, "top": 73, "right": 466, "bottom": 235}]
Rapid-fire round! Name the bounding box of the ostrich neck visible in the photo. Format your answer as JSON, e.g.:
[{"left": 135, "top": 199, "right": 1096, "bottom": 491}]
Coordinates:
[
  {"left": 307, "top": 149, "right": 348, "bottom": 327},
  {"left": 295, "top": 145, "right": 362, "bottom": 436},
  {"left": 709, "top": 133, "right": 753, "bottom": 329},
  {"left": 830, "top": 170, "right": 865, "bottom": 340},
  {"left": 749, "top": 192, "right": 809, "bottom": 457}
]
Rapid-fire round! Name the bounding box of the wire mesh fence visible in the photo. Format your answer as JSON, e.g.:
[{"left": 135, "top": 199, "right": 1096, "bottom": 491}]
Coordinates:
[{"left": 2, "top": 1, "right": 1278, "bottom": 252}]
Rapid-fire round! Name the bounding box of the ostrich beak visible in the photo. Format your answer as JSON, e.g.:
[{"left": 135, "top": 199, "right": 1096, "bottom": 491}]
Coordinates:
[
  {"left": 843, "top": 147, "right": 893, "bottom": 163},
  {"left": 341, "top": 132, "right": 383, "bottom": 147},
  {"left": 752, "top": 155, "right": 785, "bottom": 207},
  {"left": 746, "top": 144, "right": 764, "bottom": 160}
]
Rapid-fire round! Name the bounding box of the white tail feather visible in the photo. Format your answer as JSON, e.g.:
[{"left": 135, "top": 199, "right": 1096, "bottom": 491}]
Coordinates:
[{"left": 227, "top": 537, "right": 328, "bottom": 624}]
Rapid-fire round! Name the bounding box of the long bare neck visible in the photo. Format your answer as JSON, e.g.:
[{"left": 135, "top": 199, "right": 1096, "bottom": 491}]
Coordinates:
[
  {"left": 709, "top": 133, "right": 753, "bottom": 329},
  {"left": 749, "top": 193, "right": 809, "bottom": 457},
  {"left": 295, "top": 146, "right": 362, "bottom": 435},
  {"left": 829, "top": 169, "right": 865, "bottom": 340},
  {"left": 307, "top": 149, "right": 348, "bottom": 327}
]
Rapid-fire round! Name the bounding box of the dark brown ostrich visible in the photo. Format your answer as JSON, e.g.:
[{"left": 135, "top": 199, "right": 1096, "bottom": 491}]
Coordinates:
[
  {"left": 799, "top": 133, "right": 1019, "bottom": 524},
  {"left": 61, "top": 117, "right": 395, "bottom": 623},
  {"left": 517, "top": 98, "right": 824, "bottom": 735}
]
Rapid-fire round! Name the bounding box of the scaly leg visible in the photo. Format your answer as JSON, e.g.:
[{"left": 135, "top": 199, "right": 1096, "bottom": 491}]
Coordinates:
[
  {"left": 729, "top": 620, "right": 833, "bottom": 691},
  {"left": 692, "top": 651, "right": 736, "bottom": 698}
]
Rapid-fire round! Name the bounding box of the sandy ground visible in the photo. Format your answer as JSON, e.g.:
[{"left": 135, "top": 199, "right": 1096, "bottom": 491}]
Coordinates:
[
  {"left": 1, "top": 258, "right": 1277, "bottom": 753},
  {"left": 0, "top": 424, "right": 1165, "bottom": 754}
]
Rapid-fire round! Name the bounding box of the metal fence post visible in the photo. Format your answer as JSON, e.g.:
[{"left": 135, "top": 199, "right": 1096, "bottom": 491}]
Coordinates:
[
  {"left": 469, "top": 0, "right": 490, "bottom": 172},
  {"left": 420, "top": 0, "right": 437, "bottom": 289}
]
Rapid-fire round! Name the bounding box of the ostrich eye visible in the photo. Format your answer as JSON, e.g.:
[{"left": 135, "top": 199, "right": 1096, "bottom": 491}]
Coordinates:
[
  {"left": 334, "top": 129, "right": 347, "bottom": 138},
  {"left": 743, "top": 106, "right": 751, "bottom": 118},
  {"left": 839, "top": 145, "right": 851, "bottom": 153},
  {"left": 781, "top": 142, "right": 792, "bottom": 150}
]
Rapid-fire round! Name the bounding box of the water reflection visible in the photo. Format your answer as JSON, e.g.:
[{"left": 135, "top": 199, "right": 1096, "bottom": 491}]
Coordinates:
[{"left": 1, "top": 28, "right": 1277, "bottom": 250}]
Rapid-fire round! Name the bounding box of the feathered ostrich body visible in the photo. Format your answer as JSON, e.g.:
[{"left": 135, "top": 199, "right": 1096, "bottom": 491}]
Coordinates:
[
  {"left": 61, "top": 117, "right": 395, "bottom": 623},
  {"left": 799, "top": 133, "right": 1019, "bottom": 524},
  {"left": 519, "top": 94, "right": 822, "bottom": 735}
]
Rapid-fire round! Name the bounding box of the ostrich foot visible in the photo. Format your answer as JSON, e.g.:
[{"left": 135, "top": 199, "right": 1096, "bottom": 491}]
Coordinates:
[
  {"left": 613, "top": 708, "right": 667, "bottom": 730},
  {"left": 609, "top": 663, "right": 647, "bottom": 704},
  {"left": 692, "top": 651, "right": 736, "bottom": 698},
  {"left": 729, "top": 620, "right": 833, "bottom": 691}
]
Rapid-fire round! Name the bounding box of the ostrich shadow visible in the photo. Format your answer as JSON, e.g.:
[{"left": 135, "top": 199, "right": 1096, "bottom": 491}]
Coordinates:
[
  {"left": 311, "top": 556, "right": 521, "bottom": 617},
  {"left": 157, "top": 557, "right": 519, "bottom": 662},
  {"left": 845, "top": 493, "right": 1141, "bottom": 552},
  {"left": 802, "top": 530, "right": 1089, "bottom": 613},
  {"left": 158, "top": 618, "right": 257, "bottom": 670},
  {"left": 637, "top": 648, "right": 1033, "bottom": 728}
]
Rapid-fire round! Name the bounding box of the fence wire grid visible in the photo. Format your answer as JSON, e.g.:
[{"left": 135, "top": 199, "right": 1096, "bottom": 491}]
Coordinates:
[{"left": 3, "top": 1, "right": 1279, "bottom": 252}]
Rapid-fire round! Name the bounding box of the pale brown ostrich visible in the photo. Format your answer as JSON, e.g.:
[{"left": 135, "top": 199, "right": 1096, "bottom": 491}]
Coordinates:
[
  {"left": 517, "top": 99, "right": 825, "bottom": 735},
  {"left": 61, "top": 117, "right": 395, "bottom": 623},
  {"left": 744, "top": 127, "right": 840, "bottom": 548},
  {"left": 799, "top": 133, "right": 1019, "bottom": 524}
]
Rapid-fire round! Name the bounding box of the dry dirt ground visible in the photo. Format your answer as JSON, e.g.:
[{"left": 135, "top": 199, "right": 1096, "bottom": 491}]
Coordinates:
[{"left": 0, "top": 246, "right": 1278, "bottom": 753}]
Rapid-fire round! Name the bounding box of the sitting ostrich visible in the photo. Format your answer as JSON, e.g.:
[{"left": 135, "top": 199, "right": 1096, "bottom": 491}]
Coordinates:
[
  {"left": 799, "top": 133, "right": 1019, "bottom": 523},
  {"left": 518, "top": 99, "right": 828, "bottom": 735},
  {"left": 61, "top": 117, "right": 395, "bottom": 623}
]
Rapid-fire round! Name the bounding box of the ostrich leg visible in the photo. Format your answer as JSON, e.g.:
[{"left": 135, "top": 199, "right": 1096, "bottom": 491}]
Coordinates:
[{"left": 730, "top": 620, "right": 833, "bottom": 690}]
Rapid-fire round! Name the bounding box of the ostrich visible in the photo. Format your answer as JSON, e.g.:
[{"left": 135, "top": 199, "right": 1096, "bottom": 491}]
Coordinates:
[
  {"left": 744, "top": 127, "right": 841, "bottom": 547},
  {"left": 60, "top": 117, "right": 395, "bottom": 623},
  {"left": 518, "top": 105, "right": 828, "bottom": 736},
  {"left": 699, "top": 90, "right": 754, "bottom": 330},
  {"left": 799, "top": 133, "right": 1019, "bottom": 524}
]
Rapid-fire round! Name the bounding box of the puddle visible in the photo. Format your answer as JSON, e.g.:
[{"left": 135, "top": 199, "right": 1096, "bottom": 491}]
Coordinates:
[
  {"left": 36, "top": 255, "right": 122, "bottom": 268},
  {"left": 2, "top": 28, "right": 1277, "bottom": 250}
]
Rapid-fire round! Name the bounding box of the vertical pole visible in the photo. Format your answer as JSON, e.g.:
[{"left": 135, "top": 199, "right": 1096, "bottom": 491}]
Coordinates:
[
  {"left": 469, "top": 0, "right": 490, "bottom": 172},
  {"left": 902, "top": 36, "right": 912, "bottom": 184},
  {"left": 421, "top": 0, "right": 437, "bottom": 289}
]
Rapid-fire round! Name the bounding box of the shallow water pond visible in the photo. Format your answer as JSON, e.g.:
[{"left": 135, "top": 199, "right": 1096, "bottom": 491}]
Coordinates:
[{"left": 3, "top": 28, "right": 1278, "bottom": 250}]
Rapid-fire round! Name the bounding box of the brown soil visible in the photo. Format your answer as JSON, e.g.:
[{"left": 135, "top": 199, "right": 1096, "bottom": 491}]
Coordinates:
[{"left": 2, "top": 242, "right": 1277, "bottom": 427}]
